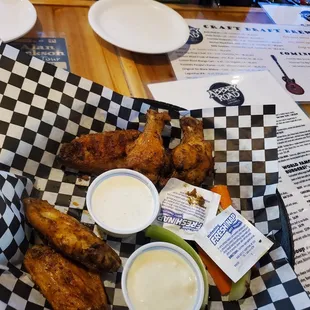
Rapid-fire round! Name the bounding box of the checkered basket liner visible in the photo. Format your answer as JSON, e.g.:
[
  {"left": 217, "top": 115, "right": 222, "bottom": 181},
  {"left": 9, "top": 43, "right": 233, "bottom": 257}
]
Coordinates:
[
  {"left": 0, "top": 172, "right": 33, "bottom": 267},
  {"left": 0, "top": 42, "right": 308, "bottom": 310}
]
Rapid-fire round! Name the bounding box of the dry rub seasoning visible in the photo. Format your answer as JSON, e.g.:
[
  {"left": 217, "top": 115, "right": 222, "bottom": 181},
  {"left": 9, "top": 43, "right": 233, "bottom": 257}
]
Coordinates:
[{"left": 186, "top": 188, "right": 205, "bottom": 207}]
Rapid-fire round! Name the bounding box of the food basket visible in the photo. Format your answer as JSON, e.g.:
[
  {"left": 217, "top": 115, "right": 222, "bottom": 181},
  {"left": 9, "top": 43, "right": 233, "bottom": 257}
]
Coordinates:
[{"left": 0, "top": 42, "right": 308, "bottom": 310}]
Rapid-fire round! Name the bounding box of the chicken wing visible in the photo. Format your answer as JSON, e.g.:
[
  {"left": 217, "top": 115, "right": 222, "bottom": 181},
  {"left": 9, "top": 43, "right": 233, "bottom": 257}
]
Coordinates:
[
  {"left": 24, "top": 245, "right": 108, "bottom": 310},
  {"left": 58, "top": 130, "right": 140, "bottom": 174},
  {"left": 58, "top": 110, "right": 170, "bottom": 184},
  {"left": 125, "top": 109, "right": 171, "bottom": 183},
  {"left": 169, "top": 117, "right": 213, "bottom": 186},
  {"left": 24, "top": 198, "right": 121, "bottom": 272}
]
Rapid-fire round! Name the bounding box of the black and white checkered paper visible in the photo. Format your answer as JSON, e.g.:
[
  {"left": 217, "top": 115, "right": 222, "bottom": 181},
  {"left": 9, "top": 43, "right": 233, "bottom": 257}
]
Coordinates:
[
  {"left": 0, "top": 42, "right": 309, "bottom": 310},
  {"left": 0, "top": 172, "right": 33, "bottom": 266}
]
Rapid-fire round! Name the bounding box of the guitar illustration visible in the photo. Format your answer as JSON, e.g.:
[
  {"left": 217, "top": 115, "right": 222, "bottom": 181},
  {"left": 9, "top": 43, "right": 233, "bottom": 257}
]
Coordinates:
[{"left": 271, "top": 55, "right": 305, "bottom": 95}]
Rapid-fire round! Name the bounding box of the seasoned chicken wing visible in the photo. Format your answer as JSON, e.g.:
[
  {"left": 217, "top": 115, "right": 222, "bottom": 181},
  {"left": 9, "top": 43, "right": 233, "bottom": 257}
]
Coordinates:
[
  {"left": 24, "top": 198, "right": 121, "bottom": 272},
  {"left": 58, "top": 110, "right": 170, "bottom": 184},
  {"left": 169, "top": 117, "right": 213, "bottom": 186},
  {"left": 24, "top": 245, "right": 108, "bottom": 310},
  {"left": 125, "top": 110, "right": 171, "bottom": 183},
  {"left": 58, "top": 130, "right": 140, "bottom": 174}
]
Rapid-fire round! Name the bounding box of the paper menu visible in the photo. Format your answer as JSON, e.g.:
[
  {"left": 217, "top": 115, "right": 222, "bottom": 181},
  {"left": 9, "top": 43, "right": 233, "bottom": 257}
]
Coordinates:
[
  {"left": 278, "top": 166, "right": 310, "bottom": 291},
  {"left": 168, "top": 20, "right": 310, "bottom": 101},
  {"left": 149, "top": 70, "right": 310, "bottom": 293},
  {"left": 260, "top": 4, "right": 310, "bottom": 26},
  {"left": 148, "top": 70, "right": 307, "bottom": 115}
]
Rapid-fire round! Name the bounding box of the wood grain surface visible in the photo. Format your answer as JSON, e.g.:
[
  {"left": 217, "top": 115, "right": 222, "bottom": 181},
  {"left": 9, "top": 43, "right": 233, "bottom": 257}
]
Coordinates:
[
  {"left": 26, "top": 5, "right": 131, "bottom": 95},
  {"left": 27, "top": 2, "right": 310, "bottom": 114}
]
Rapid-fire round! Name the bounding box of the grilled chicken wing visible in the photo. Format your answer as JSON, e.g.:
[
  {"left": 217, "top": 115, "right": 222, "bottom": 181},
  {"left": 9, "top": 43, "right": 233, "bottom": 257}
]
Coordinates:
[
  {"left": 125, "top": 110, "right": 171, "bottom": 183},
  {"left": 24, "top": 198, "right": 121, "bottom": 272},
  {"left": 58, "top": 130, "right": 140, "bottom": 174},
  {"left": 58, "top": 110, "right": 170, "bottom": 184},
  {"left": 169, "top": 117, "right": 213, "bottom": 186},
  {"left": 24, "top": 245, "right": 108, "bottom": 310}
]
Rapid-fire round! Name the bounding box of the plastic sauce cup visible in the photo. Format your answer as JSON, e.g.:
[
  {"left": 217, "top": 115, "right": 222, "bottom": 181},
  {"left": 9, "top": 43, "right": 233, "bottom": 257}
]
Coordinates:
[
  {"left": 122, "top": 242, "right": 204, "bottom": 310},
  {"left": 86, "top": 169, "right": 160, "bottom": 238}
]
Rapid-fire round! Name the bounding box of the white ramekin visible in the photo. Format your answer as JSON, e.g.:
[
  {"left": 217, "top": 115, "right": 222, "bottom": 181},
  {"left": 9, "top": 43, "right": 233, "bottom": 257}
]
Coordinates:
[
  {"left": 121, "top": 242, "right": 204, "bottom": 310},
  {"left": 86, "top": 169, "right": 160, "bottom": 238}
]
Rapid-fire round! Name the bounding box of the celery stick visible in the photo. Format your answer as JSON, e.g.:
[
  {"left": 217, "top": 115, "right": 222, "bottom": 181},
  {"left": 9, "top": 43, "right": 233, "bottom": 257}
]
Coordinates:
[
  {"left": 228, "top": 270, "right": 251, "bottom": 301},
  {"left": 145, "top": 225, "right": 209, "bottom": 307}
]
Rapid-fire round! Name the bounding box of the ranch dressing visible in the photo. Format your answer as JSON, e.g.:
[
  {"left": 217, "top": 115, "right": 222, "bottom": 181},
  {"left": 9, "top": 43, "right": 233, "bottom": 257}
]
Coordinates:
[
  {"left": 127, "top": 249, "right": 198, "bottom": 310},
  {"left": 91, "top": 175, "right": 154, "bottom": 231}
]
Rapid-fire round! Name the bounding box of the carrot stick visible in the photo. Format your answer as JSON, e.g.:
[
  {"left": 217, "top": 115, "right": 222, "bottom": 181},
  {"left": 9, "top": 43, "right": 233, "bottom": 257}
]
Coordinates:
[
  {"left": 211, "top": 185, "right": 232, "bottom": 210},
  {"left": 197, "top": 185, "right": 233, "bottom": 295},
  {"left": 197, "top": 244, "right": 232, "bottom": 296}
]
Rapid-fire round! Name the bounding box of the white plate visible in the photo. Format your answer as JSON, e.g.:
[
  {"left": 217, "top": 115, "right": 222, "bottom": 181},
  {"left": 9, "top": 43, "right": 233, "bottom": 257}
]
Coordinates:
[
  {"left": 88, "top": 0, "right": 189, "bottom": 54},
  {"left": 0, "top": 0, "right": 37, "bottom": 43}
]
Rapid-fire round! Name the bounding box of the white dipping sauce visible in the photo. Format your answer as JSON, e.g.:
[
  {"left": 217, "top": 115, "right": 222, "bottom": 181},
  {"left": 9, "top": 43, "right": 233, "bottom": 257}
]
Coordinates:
[
  {"left": 127, "top": 249, "right": 198, "bottom": 310},
  {"left": 91, "top": 175, "right": 154, "bottom": 231}
]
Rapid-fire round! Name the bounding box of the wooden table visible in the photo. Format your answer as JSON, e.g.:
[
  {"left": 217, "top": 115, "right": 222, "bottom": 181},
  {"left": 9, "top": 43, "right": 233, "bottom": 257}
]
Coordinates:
[{"left": 29, "top": 0, "right": 310, "bottom": 114}]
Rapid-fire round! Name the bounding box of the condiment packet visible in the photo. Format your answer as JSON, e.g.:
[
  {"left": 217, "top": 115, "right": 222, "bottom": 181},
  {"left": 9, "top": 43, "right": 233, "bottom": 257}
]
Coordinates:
[
  {"left": 155, "top": 178, "right": 220, "bottom": 240},
  {"left": 194, "top": 206, "right": 273, "bottom": 283}
]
